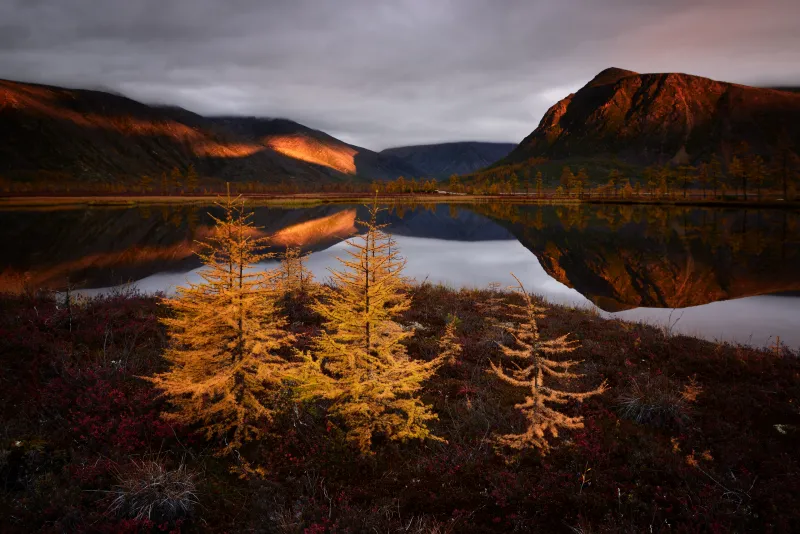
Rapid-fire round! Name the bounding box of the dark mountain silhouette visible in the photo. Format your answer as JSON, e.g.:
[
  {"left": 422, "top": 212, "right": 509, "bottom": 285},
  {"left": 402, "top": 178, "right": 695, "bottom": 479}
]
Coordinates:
[
  {"left": 499, "top": 68, "right": 800, "bottom": 168},
  {"left": 380, "top": 142, "right": 516, "bottom": 178},
  {"left": 0, "top": 79, "right": 355, "bottom": 185},
  {"left": 1, "top": 78, "right": 519, "bottom": 186}
]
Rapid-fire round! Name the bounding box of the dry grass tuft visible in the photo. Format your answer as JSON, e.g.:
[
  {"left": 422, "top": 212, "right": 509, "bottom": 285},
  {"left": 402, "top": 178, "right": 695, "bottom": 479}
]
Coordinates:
[
  {"left": 617, "top": 374, "right": 695, "bottom": 428},
  {"left": 108, "top": 459, "right": 199, "bottom": 522}
]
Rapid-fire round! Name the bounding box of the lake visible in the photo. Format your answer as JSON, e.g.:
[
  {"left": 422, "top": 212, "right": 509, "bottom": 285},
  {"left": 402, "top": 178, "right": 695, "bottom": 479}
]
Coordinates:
[{"left": 1, "top": 201, "right": 798, "bottom": 349}]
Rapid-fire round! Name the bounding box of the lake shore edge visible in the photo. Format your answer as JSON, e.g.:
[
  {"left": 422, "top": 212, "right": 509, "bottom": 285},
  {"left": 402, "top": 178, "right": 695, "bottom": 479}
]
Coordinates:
[{"left": 1, "top": 193, "right": 798, "bottom": 210}]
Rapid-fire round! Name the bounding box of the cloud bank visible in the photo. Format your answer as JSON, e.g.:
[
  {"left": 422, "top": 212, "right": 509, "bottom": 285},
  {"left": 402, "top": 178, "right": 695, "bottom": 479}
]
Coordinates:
[{"left": 1, "top": 0, "right": 798, "bottom": 150}]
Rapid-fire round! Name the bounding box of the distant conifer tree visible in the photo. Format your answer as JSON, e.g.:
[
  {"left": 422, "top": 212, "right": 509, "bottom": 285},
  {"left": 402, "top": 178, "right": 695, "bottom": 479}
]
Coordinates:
[
  {"left": 607, "top": 169, "right": 620, "bottom": 198},
  {"left": 522, "top": 168, "right": 532, "bottom": 195},
  {"left": 298, "top": 198, "right": 444, "bottom": 453},
  {"left": 449, "top": 174, "right": 460, "bottom": 193},
  {"left": 184, "top": 164, "right": 199, "bottom": 193},
  {"left": 439, "top": 316, "right": 462, "bottom": 365},
  {"left": 139, "top": 174, "right": 153, "bottom": 193},
  {"left": 150, "top": 189, "right": 295, "bottom": 455},
  {"left": 621, "top": 180, "right": 634, "bottom": 198},
  {"left": 751, "top": 155, "right": 767, "bottom": 201},
  {"left": 560, "top": 166, "right": 575, "bottom": 190},
  {"left": 170, "top": 167, "right": 182, "bottom": 193},
  {"left": 575, "top": 168, "right": 589, "bottom": 194},
  {"left": 535, "top": 171, "right": 543, "bottom": 197},
  {"left": 709, "top": 155, "right": 723, "bottom": 199},
  {"left": 277, "top": 245, "right": 315, "bottom": 296},
  {"left": 773, "top": 136, "right": 796, "bottom": 200},
  {"left": 728, "top": 157, "right": 744, "bottom": 199},
  {"left": 276, "top": 245, "right": 318, "bottom": 321},
  {"left": 490, "top": 275, "right": 606, "bottom": 453},
  {"left": 678, "top": 165, "right": 695, "bottom": 198}
]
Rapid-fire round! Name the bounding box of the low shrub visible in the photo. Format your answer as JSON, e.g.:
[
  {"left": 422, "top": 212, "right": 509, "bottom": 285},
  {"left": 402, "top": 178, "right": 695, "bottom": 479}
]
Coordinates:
[
  {"left": 616, "top": 374, "right": 699, "bottom": 427},
  {"left": 107, "top": 459, "right": 199, "bottom": 523}
]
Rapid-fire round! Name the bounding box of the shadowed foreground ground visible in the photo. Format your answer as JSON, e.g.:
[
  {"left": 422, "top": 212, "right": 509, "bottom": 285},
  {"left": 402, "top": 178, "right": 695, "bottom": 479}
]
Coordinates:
[{"left": 1, "top": 284, "right": 798, "bottom": 533}]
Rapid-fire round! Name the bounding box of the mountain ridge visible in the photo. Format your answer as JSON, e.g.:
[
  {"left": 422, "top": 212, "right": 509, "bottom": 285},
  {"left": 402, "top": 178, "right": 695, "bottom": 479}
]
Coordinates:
[
  {"left": 380, "top": 141, "right": 516, "bottom": 178},
  {"left": 0, "top": 78, "right": 513, "bottom": 186},
  {"left": 498, "top": 67, "right": 800, "bottom": 169},
  {"left": 207, "top": 116, "right": 420, "bottom": 180},
  {"left": 0, "top": 78, "right": 345, "bottom": 185}
]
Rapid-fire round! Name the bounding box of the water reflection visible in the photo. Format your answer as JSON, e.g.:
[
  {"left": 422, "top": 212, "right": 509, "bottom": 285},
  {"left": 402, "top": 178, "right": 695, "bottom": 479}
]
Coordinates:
[{"left": 1, "top": 202, "right": 798, "bottom": 349}]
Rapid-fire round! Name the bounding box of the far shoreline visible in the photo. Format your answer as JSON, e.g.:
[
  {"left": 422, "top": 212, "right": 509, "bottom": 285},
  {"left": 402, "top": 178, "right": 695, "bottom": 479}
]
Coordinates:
[{"left": 1, "top": 192, "right": 798, "bottom": 210}]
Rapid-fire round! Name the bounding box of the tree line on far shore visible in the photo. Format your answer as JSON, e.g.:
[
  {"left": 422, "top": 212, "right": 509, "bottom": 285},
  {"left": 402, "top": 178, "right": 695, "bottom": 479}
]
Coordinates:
[
  {"left": 2, "top": 140, "right": 797, "bottom": 201},
  {"left": 455, "top": 143, "right": 799, "bottom": 201}
]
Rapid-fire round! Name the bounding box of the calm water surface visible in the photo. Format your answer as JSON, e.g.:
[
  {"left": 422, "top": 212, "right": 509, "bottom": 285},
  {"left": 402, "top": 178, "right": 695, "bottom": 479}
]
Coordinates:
[{"left": 1, "top": 202, "right": 798, "bottom": 349}]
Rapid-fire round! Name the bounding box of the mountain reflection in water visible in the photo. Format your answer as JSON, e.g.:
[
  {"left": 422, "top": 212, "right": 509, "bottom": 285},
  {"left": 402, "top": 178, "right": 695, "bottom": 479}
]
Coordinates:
[{"left": 1, "top": 202, "right": 798, "bottom": 349}]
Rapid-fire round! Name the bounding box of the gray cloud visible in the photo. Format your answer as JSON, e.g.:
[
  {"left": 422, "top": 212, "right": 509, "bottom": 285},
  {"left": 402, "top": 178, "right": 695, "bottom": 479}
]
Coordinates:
[{"left": 1, "top": 0, "right": 799, "bottom": 150}]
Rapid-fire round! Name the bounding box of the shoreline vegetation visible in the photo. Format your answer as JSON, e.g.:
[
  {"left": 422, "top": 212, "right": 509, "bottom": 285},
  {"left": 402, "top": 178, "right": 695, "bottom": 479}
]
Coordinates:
[
  {"left": 1, "top": 192, "right": 798, "bottom": 210},
  {"left": 1, "top": 196, "right": 798, "bottom": 532}
]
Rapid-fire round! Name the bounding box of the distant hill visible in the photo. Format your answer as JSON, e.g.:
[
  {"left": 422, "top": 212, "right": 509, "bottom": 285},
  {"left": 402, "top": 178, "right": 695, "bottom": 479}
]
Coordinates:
[
  {"left": 380, "top": 142, "right": 516, "bottom": 178},
  {"left": 207, "top": 117, "right": 419, "bottom": 180},
  {"left": 0, "top": 79, "right": 457, "bottom": 186},
  {"left": 0, "top": 79, "right": 357, "bottom": 185},
  {"left": 496, "top": 67, "right": 800, "bottom": 172}
]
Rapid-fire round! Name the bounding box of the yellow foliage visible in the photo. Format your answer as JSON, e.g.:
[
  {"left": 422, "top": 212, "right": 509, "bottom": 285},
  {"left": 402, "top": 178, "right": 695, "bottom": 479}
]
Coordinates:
[
  {"left": 439, "top": 317, "right": 462, "bottom": 365},
  {"left": 298, "top": 198, "right": 444, "bottom": 453},
  {"left": 277, "top": 245, "right": 315, "bottom": 297},
  {"left": 680, "top": 375, "right": 703, "bottom": 404},
  {"left": 489, "top": 275, "right": 607, "bottom": 454},
  {"left": 149, "top": 191, "right": 295, "bottom": 455}
]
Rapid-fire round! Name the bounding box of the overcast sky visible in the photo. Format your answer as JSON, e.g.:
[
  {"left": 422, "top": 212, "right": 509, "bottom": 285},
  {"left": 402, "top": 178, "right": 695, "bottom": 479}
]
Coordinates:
[{"left": 1, "top": 0, "right": 799, "bottom": 150}]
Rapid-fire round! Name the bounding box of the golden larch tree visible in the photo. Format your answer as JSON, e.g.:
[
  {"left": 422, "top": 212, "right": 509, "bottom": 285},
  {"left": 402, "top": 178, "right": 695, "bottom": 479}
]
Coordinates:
[
  {"left": 490, "top": 275, "right": 606, "bottom": 454},
  {"left": 439, "top": 317, "right": 462, "bottom": 365},
  {"left": 277, "top": 245, "right": 315, "bottom": 297},
  {"left": 150, "top": 191, "right": 295, "bottom": 455},
  {"left": 299, "top": 199, "right": 444, "bottom": 453},
  {"left": 276, "top": 245, "right": 318, "bottom": 321}
]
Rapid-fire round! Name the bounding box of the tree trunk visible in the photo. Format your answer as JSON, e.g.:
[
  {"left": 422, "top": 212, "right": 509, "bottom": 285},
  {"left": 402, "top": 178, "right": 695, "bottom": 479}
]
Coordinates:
[
  {"left": 365, "top": 230, "right": 372, "bottom": 355},
  {"left": 237, "top": 220, "right": 244, "bottom": 362}
]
